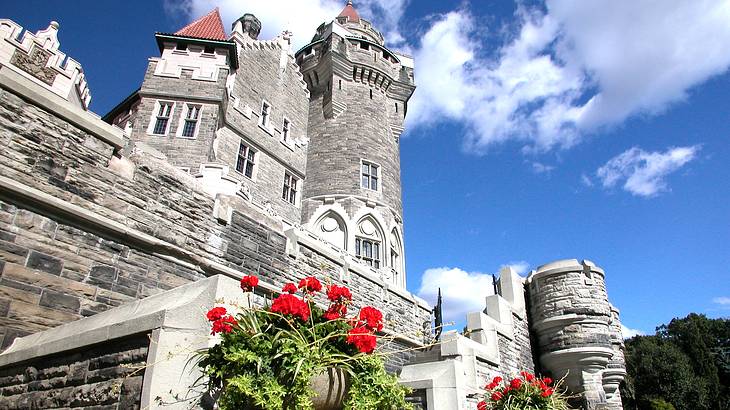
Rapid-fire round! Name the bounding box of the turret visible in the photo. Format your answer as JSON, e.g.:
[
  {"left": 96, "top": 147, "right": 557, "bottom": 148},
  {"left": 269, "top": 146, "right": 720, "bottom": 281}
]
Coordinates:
[
  {"left": 528, "top": 259, "right": 617, "bottom": 410},
  {"left": 296, "top": 1, "right": 415, "bottom": 288}
]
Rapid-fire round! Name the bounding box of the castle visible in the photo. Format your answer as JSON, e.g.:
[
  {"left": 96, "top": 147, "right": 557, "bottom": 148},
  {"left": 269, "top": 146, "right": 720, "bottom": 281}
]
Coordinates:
[{"left": 0, "top": 3, "right": 626, "bottom": 409}]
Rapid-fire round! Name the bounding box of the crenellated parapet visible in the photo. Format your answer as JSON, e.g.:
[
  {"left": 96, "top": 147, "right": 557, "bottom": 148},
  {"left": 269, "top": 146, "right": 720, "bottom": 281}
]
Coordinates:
[{"left": 0, "top": 19, "right": 91, "bottom": 110}]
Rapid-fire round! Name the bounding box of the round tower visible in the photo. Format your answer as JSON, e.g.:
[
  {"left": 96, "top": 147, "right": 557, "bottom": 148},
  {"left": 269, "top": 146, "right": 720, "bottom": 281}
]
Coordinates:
[
  {"left": 295, "top": 1, "right": 415, "bottom": 288},
  {"left": 528, "top": 259, "right": 616, "bottom": 409}
]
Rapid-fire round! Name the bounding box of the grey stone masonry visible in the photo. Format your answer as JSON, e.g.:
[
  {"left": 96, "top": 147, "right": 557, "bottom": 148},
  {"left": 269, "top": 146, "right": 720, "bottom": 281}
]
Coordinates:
[
  {"left": 0, "top": 63, "right": 430, "bottom": 367},
  {"left": 297, "top": 20, "right": 415, "bottom": 222},
  {"left": 130, "top": 59, "right": 228, "bottom": 170},
  {"left": 0, "top": 332, "right": 148, "bottom": 409},
  {"left": 528, "top": 259, "right": 624, "bottom": 410},
  {"left": 217, "top": 36, "right": 310, "bottom": 224}
]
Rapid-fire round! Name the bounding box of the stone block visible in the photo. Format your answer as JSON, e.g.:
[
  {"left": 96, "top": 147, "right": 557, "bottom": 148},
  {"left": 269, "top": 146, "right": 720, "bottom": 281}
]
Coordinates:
[
  {"left": 39, "top": 289, "right": 81, "bottom": 313},
  {"left": 25, "top": 250, "right": 63, "bottom": 275}
]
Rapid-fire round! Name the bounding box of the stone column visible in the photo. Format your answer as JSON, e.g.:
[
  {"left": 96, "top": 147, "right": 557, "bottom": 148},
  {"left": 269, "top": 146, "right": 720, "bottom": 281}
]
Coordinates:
[{"left": 528, "top": 259, "right": 615, "bottom": 410}]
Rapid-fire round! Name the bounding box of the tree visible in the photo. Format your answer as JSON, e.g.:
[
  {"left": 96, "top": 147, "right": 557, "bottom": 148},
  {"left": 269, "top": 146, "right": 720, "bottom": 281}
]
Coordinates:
[{"left": 621, "top": 314, "right": 730, "bottom": 410}]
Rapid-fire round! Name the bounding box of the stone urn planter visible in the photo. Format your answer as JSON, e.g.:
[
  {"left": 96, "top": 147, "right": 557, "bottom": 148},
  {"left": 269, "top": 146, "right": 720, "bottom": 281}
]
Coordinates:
[{"left": 310, "top": 367, "right": 350, "bottom": 410}]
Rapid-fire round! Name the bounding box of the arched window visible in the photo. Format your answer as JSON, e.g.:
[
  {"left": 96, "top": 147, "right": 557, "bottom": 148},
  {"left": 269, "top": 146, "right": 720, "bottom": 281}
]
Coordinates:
[
  {"left": 314, "top": 211, "right": 348, "bottom": 250},
  {"left": 355, "top": 216, "right": 383, "bottom": 269},
  {"left": 389, "top": 229, "right": 403, "bottom": 285}
]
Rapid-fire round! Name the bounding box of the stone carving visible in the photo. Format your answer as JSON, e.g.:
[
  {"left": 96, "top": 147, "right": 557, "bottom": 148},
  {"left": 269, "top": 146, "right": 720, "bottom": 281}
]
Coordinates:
[{"left": 10, "top": 47, "right": 57, "bottom": 85}]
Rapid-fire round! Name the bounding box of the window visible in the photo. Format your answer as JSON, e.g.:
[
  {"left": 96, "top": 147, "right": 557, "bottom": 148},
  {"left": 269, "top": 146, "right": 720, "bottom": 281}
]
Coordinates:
[
  {"left": 236, "top": 142, "right": 255, "bottom": 178},
  {"left": 282, "top": 172, "right": 298, "bottom": 204},
  {"left": 152, "top": 102, "right": 173, "bottom": 135},
  {"left": 203, "top": 45, "right": 215, "bottom": 54},
  {"left": 355, "top": 238, "right": 380, "bottom": 268},
  {"left": 361, "top": 161, "right": 379, "bottom": 191},
  {"left": 260, "top": 101, "right": 271, "bottom": 127},
  {"left": 282, "top": 118, "right": 291, "bottom": 141},
  {"left": 180, "top": 104, "right": 201, "bottom": 138}
]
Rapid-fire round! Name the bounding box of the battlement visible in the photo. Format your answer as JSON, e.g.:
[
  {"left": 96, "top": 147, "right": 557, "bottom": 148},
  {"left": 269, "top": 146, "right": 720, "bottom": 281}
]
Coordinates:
[{"left": 0, "top": 19, "right": 91, "bottom": 110}]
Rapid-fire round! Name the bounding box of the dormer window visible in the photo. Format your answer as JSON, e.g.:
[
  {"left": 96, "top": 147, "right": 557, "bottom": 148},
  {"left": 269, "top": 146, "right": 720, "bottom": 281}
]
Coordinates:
[
  {"left": 282, "top": 118, "right": 291, "bottom": 142},
  {"left": 361, "top": 161, "right": 379, "bottom": 191},
  {"left": 180, "top": 104, "right": 201, "bottom": 138},
  {"left": 260, "top": 101, "right": 271, "bottom": 127},
  {"left": 151, "top": 101, "right": 174, "bottom": 135}
]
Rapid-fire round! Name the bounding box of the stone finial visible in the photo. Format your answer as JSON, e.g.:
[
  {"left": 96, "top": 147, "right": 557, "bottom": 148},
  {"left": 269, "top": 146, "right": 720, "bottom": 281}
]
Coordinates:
[
  {"left": 35, "top": 21, "right": 60, "bottom": 50},
  {"left": 232, "top": 13, "right": 261, "bottom": 40}
]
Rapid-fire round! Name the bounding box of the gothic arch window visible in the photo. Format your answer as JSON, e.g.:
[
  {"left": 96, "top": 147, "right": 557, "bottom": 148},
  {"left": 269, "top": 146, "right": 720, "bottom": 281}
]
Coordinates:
[
  {"left": 389, "top": 229, "right": 404, "bottom": 286},
  {"left": 355, "top": 216, "right": 384, "bottom": 269},
  {"left": 314, "top": 211, "right": 348, "bottom": 250}
]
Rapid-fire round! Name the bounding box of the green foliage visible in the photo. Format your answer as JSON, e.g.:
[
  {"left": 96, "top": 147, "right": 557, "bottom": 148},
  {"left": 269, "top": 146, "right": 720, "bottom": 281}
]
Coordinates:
[
  {"left": 344, "top": 355, "right": 412, "bottom": 410},
  {"left": 648, "top": 398, "right": 675, "bottom": 410},
  {"left": 621, "top": 313, "right": 730, "bottom": 410},
  {"left": 199, "top": 304, "right": 411, "bottom": 410}
]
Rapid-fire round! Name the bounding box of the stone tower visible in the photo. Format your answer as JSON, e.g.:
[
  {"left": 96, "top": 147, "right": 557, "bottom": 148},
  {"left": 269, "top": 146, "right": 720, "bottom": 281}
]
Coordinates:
[
  {"left": 296, "top": 1, "right": 416, "bottom": 288},
  {"left": 528, "top": 259, "right": 626, "bottom": 410}
]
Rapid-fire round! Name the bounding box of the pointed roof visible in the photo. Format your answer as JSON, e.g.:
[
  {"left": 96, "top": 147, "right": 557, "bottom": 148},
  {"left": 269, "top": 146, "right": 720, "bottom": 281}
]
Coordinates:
[
  {"left": 338, "top": 0, "right": 360, "bottom": 23},
  {"left": 174, "top": 8, "right": 227, "bottom": 41}
]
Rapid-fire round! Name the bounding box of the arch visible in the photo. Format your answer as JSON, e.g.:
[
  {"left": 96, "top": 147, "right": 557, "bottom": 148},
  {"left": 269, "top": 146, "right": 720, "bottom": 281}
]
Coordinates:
[
  {"left": 389, "top": 228, "right": 405, "bottom": 287},
  {"left": 313, "top": 210, "right": 348, "bottom": 250},
  {"left": 353, "top": 213, "right": 386, "bottom": 270}
]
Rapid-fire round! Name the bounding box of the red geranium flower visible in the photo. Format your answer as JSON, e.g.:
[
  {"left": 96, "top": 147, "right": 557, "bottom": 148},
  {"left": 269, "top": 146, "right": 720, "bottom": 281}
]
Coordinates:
[
  {"left": 346, "top": 326, "right": 377, "bottom": 354},
  {"left": 541, "top": 388, "right": 554, "bottom": 397},
  {"left": 491, "top": 376, "right": 503, "bottom": 385},
  {"left": 477, "top": 400, "right": 488, "bottom": 410},
  {"left": 358, "top": 306, "right": 384, "bottom": 331},
  {"left": 298, "top": 276, "right": 322, "bottom": 293},
  {"left": 211, "top": 315, "right": 236, "bottom": 335},
  {"left": 491, "top": 391, "right": 503, "bottom": 401},
  {"left": 510, "top": 378, "right": 522, "bottom": 389},
  {"left": 543, "top": 377, "right": 553, "bottom": 385},
  {"left": 323, "top": 303, "right": 348, "bottom": 321},
  {"left": 282, "top": 283, "right": 298, "bottom": 294},
  {"left": 271, "top": 293, "right": 310, "bottom": 321},
  {"left": 206, "top": 306, "right": 227, "bottom": 321},
  {"left": 326, "top": 285, "right": 352, "bottom": 302},
  {"left": 240, "top": 275, "right": 259, "bottom": 292}
]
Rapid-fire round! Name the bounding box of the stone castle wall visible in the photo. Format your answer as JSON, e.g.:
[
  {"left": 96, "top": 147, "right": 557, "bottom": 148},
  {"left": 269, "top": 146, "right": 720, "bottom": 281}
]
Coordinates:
[
  {"left": 0, "top": 65, "right": 430, "bottom": 365},
  {"left": 0, "top": 333, "right": 148, "bottom": 409}
]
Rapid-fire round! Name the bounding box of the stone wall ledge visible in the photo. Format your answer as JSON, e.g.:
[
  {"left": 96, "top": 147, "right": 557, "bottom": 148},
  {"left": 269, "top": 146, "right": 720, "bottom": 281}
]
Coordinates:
[
  {"left": 0, "top": 65, "right": 125, "bottom": 149},
  {"left": 531, "top": 314, "right": 611, "bottom": 333},
  {"left": 0, "top": 274, "right": 234, "bottom": 368}
]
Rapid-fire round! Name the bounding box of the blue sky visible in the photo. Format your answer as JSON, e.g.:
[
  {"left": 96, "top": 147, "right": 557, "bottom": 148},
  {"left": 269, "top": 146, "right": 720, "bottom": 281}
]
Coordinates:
[{"left": 5, "top": 0, "right": 730, "bottom": 336}]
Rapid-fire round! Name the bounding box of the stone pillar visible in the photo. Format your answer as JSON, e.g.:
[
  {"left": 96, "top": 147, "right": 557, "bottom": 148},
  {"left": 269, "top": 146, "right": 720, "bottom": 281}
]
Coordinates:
[
  {"left": 528, "top": 259, "right": 615, "bottom": 410},
  {"left": 602, "top": 305, "right": 626, "bottom": 409}
]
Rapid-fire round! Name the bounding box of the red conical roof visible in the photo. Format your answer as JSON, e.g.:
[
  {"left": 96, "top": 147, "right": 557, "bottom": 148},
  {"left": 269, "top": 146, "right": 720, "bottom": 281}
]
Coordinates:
[
  {"left": 175, "top": 8, "right": 227, "bottom": 41},
  {"left": 338, "top": 0, "right": 360, "bottom": 23}
]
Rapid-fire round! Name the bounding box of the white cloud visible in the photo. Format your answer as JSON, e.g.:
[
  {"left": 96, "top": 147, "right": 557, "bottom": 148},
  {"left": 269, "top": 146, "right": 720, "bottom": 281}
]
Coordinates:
[
  {"left": 500, "top": 261, "right": 530, "bottom": 275},
  {"left": 408, "top": 0, "right": 730, "bottom": 153},
  {"left": 621, "top": 324, "right": 646, "bottom": 339},
  {"left": 165, "top": 0, "right": 408, "bottom": 50},
  {"left": 417, "top": 267, "right": 494, "bottom": 326},
  {"left": 712, "top": 297, "right": 730, "bottom": 306},
  {"left": 580, "top": 173, "right": 593, "bottom": 187},
  {"left": 417, "top": 262, "right": 530, "bottom": 326},
  {"left": 531, "top": 162, "right": 555, "bottom": 175},
  {"left": 596, "top": 145, "right": 700, "bottom": 197}
]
